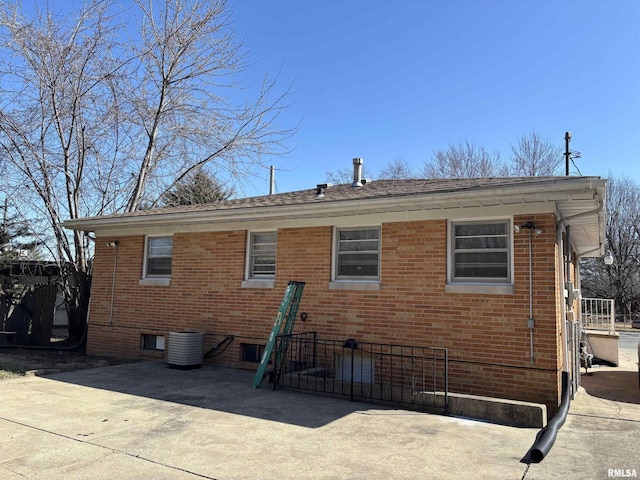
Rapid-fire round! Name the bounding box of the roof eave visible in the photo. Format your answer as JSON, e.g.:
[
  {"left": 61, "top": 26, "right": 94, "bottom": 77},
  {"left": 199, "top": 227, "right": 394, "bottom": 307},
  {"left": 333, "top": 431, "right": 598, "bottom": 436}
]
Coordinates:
[{"left": 62, "top": 176, "right": 606, "bottom": 233}]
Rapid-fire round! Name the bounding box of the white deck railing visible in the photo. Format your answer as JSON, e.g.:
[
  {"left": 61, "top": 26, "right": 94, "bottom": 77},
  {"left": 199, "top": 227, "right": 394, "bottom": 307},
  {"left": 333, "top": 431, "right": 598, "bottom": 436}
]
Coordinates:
[{"left": 580, "top": 297, "right": 615, "bottom": 334}]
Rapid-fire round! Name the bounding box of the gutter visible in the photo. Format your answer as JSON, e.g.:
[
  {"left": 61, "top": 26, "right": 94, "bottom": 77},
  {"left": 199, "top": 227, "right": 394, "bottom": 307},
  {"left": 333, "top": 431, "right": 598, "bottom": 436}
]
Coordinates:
[
  {"left": 557, "top": 190, "right": 607, "bottom": 256},
  {"left": 555, "top": 191, "right": 605, "bottom": 372}
]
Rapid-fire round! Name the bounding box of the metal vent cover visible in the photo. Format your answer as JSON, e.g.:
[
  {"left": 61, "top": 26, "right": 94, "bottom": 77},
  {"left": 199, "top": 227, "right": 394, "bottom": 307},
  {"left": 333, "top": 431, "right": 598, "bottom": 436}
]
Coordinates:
[{"left": 167, "top": 331, "right": 205, "bottom": 368}]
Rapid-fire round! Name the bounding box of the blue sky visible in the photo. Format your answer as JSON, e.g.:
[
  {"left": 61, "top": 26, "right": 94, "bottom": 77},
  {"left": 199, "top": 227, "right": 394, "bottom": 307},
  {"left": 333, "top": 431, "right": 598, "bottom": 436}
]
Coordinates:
[{"left": 230, "top": 0, "right": 640, "bottom": 196}]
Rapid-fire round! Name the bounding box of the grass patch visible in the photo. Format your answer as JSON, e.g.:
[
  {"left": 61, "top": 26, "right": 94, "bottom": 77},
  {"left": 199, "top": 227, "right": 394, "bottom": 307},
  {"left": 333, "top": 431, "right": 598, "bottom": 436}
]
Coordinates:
[{"left": 0, "top": 362, "right": 28, "bottom": 379}]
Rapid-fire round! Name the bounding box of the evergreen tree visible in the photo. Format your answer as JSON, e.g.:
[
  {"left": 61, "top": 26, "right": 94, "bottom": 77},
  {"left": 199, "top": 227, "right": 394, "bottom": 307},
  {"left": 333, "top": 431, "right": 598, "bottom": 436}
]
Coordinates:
[
  {"left": 160, "top": 169, "right": 233, "bottom": 207},
  {"left": 0, "top": 198, "right": 38, "bottom": 264}
]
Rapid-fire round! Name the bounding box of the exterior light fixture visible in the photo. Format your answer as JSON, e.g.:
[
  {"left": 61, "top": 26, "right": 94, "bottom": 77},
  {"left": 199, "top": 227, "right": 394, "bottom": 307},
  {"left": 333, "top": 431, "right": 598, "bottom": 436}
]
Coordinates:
[
  {"left": 515, "top": 222, "right": 542, "bottom": 235},
  {"left": 604, "top": 250, "right": 614, "bottom": 265},
  {"left": 343, "top": 338, "right": 358, "bottom": 349}
]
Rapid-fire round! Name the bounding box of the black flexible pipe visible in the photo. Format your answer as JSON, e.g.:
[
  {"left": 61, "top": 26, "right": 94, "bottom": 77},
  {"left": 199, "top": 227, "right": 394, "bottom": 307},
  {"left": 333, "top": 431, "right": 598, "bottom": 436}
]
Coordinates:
[
  {"left": 0, "top": 324, "right": 87, "bottom": 352},
  {"left": 204, "top": 335, "right": 235, "bottom": 357},
  {"left": 528, "top": 371, "right": 571, "bottom": 462}
]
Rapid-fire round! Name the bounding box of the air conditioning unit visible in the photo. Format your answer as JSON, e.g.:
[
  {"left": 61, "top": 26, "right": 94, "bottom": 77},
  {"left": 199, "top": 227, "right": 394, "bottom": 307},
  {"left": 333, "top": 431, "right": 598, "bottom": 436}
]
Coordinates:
[{"left": 167, "top": 331, "right": 205, "bottom": 369}]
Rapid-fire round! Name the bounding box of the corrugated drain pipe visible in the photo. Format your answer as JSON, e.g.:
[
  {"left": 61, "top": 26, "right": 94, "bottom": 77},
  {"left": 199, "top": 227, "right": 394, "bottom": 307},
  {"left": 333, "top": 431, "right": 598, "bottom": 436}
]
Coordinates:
[
  {"left": 1, "top": 295, "right": 90, "bottom": 352},
  {"left": 0, "top": 324, "right": 87, "bottom": 351},
  {"left": 526, "top": 371, "right": 571, "bottom": 462}
]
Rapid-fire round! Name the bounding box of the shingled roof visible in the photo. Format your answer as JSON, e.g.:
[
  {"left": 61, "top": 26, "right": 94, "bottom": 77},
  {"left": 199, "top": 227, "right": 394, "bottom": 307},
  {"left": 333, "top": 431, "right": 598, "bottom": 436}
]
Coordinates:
[
  {"left": 69, "top": 176, "right": 579, "bottom": 221},
  {"left": 63, "top": 175, "right": 607, "bottom": 256}
]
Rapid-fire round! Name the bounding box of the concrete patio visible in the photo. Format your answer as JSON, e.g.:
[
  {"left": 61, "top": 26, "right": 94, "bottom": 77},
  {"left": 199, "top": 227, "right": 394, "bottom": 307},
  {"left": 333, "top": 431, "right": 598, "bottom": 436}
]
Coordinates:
[{"left": 0, "top": 342, "right": 638, "bottom": 479}]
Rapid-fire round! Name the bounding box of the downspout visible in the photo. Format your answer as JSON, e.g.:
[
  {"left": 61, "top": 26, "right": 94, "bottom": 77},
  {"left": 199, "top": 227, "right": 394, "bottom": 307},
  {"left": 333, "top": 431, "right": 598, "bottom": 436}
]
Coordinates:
[
  {"left": 557, "top": 225, "right": 569, "bottom": 374},
  {"left": 565, "top": 225, "right": 571, "bottom": 300},
  {"left": 108, "top": 241, "right": 119, "bottom": 327},
  {"left": 556, "top": 192, "right": 606, "bottom": 373},
  {"left": 528, "top": 228, "right": 535, "bottom": 364},
  {"left": 526, "top": 195, "right": 606, "bottom": 462}
]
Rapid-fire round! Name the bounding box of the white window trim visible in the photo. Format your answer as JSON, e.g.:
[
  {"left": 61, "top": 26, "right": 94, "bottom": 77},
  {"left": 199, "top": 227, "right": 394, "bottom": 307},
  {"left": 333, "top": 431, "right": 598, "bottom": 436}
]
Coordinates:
[
  {"left": 244, "top": 230, "right": 277, "bottom": 284},
  {"left": 142, "top": 235, "right": 173, "bottom": 280},
  {"left": 446, "top": 218, "right": 514, "bottom": 291},
  {"left": 241, "top": 279, "right": 275, "bottom": 289},
  {"left": 141, "top": 334, "right": 165, "bottom": 351},
  {"left": 329, "top": 281, "right": 380, "bottom": 291},
  {"left": 139, "top": 278, "right": 171, "bottom": 287},
  {"left": 330, "top": 226, "right": 381, "bottom": 285}
]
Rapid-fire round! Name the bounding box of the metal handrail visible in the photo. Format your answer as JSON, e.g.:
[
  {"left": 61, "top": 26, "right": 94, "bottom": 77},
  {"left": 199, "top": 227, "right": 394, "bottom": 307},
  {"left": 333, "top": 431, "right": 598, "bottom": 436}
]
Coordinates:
[
  {"left": 581, "top": 297, "right": 615, "bottom": 334},
  {"left": 273, "top": 332, "right": 448, "bottom": 413}
]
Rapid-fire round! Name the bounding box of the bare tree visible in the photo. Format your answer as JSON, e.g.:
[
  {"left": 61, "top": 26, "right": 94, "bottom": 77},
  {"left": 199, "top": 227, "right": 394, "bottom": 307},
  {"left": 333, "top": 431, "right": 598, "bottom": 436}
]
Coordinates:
[
  {"left": 423, "top": 141, "right": 508, "bottom": 179},
  {"left": 0, "top": 0, "right": 295, "bottom": 341},
  {"left": 1, "top": 197, "right": 39, "bottom": 263},
  {"left": 378, "top": 156, "right": 415, "bottom": 180},
  {"left": 326, "top": 156, "right": 415, "bottom": 184},
  {"left": 325, "top": 168, "right": 353, "bottom": 185},
  {"left": 325, "top": 166, "right": 371, "bottom": 184},
  {"left": 125, "top": 0, "right": 295, "bottom": 211},
  {"left": 509, "top": 131, "right": 562, "bottom": 176},
  {"left": 581, "top": 176, "right": 640, "bottom": 318}
]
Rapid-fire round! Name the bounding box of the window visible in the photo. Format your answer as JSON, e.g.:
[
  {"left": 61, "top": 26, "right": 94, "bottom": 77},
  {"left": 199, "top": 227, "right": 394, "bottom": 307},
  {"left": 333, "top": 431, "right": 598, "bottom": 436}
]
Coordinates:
[
  {"left": 450, "top": 220, "right": 511, "bottom": 283},
  {"left": 145, "top": 236, "right": 173, "bottom": 277},
  {"left": 334, "top": 227, "right": 380, "bottom": 280},
  {"left": 142, "top": 334, "right": 165, "bottom": 351},
  {"left": 247, "top": 231, "right": 277, "bottom": 279}
]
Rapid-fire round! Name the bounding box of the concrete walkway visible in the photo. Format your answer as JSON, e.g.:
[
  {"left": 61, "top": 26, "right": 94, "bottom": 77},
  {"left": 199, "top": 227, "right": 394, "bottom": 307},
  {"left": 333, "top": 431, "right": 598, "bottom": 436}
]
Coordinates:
[
  {"left": 0, "top": 347, "right": 638, "bottom": 479},
  {"left": 524, "top": 348, "right": 640, "bottom": 480}
]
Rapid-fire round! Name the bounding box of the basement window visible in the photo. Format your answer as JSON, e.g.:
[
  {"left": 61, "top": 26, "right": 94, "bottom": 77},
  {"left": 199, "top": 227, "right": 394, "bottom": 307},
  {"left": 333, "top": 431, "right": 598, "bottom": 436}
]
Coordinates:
[
  {"left": 241, "top": 343, "right": 265, "bottom": 363},
  {"left": 141, "top": 334, "right": 165, "bottom": 351}
]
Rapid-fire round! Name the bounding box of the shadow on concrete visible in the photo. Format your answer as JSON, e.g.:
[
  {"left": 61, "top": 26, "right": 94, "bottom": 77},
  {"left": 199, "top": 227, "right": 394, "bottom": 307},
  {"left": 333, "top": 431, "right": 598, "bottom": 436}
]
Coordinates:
[
  {"left": 42, "top": 360, "right": 396, "bottom": 429},
  {"left": 581, "top": 368, "right": 640, "bottom": 405}
]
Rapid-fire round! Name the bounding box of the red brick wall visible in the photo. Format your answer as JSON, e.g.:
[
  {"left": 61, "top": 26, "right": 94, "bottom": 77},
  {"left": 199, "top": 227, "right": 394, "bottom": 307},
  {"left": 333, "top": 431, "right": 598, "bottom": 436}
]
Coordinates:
[{"left": 88, "top": 213, "right": 563, "bottom": 412}]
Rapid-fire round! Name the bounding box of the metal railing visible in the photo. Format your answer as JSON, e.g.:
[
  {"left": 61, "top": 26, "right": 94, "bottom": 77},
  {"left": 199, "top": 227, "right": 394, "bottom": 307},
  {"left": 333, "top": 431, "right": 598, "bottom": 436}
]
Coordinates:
[
  {"left": 273, "top": 332, "right": 448, "bottom": 413},
  {"left": 581, "top": 297, "right": 615, "bottom": 333}
]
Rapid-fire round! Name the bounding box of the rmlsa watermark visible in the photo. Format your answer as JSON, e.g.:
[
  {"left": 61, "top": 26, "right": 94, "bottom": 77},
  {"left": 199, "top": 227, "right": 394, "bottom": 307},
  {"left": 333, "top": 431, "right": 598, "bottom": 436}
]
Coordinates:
[{"left": 608, "top": 469, "right": 637, "bottom": 478}]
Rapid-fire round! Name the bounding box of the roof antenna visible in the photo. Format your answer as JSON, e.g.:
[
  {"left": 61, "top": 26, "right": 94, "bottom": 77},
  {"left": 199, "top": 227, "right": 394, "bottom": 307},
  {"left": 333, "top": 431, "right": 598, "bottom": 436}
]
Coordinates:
[
  {"left": 564, "top": 132, "right": 582, "bottom": 176},
  {"left": 564, "top": 132, "right": 571, "bottom": 176}
]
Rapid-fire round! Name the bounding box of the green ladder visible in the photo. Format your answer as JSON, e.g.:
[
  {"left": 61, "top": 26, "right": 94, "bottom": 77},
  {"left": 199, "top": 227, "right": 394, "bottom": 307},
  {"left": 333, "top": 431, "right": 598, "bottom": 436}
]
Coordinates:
[{"left": 252, "top": 281, "right": 305, "bottom": 388}]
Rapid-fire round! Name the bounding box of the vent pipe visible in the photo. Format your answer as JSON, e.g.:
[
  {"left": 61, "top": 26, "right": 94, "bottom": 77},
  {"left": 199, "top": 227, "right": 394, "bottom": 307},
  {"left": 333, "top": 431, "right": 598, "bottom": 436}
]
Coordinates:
[
  {"left": 269, "top": 165, "right": 275, "bottom": 195},
  {"left": 352, "top": 157, "right": 363, "bottom": 188},
  {"left": 315, "top": 183, "right": 331, "bottom": 199}
]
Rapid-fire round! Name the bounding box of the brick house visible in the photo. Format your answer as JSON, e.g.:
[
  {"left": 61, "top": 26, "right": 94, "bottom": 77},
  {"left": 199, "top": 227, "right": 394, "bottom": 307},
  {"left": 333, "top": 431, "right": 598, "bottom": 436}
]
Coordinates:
[{"left": 64, "top": 170, "right": 607, "bottom": 417}]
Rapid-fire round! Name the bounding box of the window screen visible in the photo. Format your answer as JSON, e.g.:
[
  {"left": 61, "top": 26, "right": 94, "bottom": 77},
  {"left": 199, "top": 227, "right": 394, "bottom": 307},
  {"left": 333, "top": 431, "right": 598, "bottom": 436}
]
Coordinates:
[
  {"left": 335, "top": 227, "right": 380, "bottom": 280},
  {"left": 146, "top": 236, "right": 173, "bottom": 277},
  {"left": 451, "top": 221, "right": 510, "bottom": 282},
  {"left": 248, "top": 232, "right": 277, "bottom": 278}
]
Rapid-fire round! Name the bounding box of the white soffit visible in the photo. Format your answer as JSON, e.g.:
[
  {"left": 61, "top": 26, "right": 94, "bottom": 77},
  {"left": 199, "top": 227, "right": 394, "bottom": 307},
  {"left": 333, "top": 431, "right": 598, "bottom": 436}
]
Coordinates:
[{"left": 63, "top": 177, "right": 606, "bottom": 253}]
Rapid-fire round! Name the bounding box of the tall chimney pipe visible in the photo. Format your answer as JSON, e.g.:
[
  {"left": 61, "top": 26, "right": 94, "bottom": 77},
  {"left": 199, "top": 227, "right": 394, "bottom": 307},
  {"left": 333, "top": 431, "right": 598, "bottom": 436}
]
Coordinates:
[
  {"left": 352, "top": 157, "right": 363, "bottom": 188},
  {"left": 269, "top": 165, "right": 275, "bottom": 194}
]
